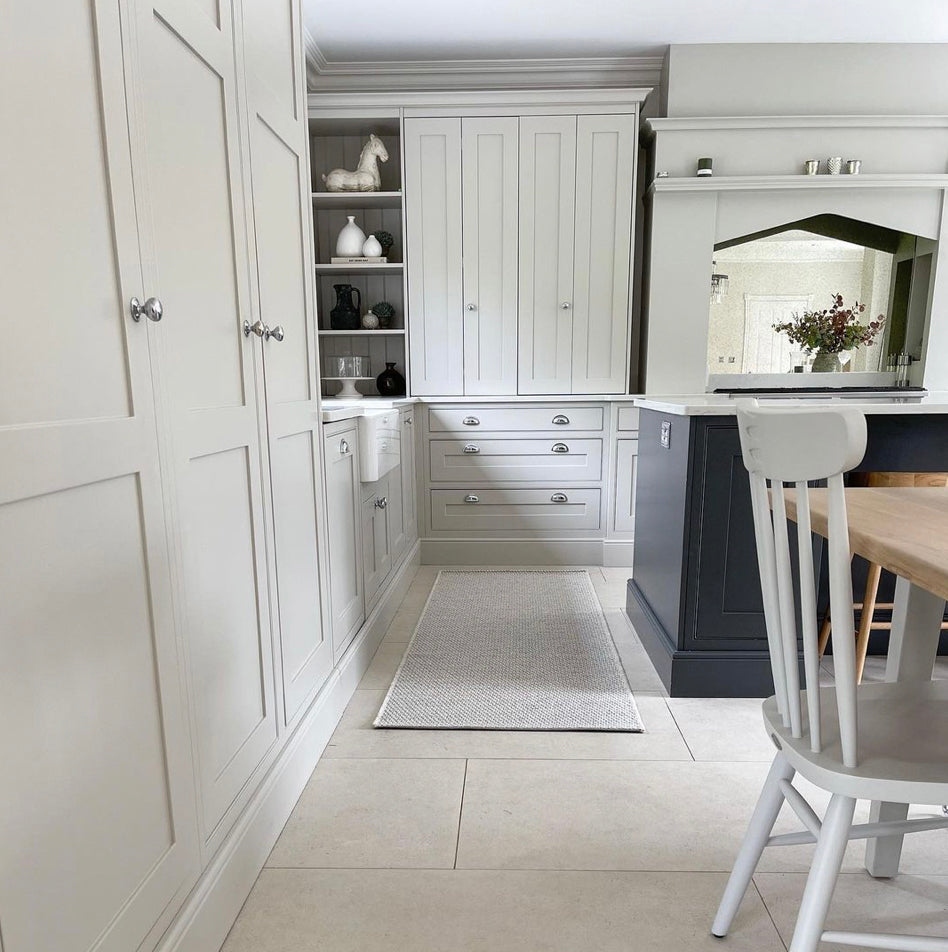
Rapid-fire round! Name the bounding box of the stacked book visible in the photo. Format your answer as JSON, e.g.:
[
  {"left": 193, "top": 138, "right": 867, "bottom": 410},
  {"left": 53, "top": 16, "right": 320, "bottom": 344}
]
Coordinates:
[{"left": 330, "top": 256, "right": 387, "bottom": 264}]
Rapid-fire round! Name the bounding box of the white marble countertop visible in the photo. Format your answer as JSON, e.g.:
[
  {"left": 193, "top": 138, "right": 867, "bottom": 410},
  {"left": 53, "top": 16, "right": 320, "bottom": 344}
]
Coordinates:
[
  {"left": 320, "top": 393, "right": 640, "bottom": 423},
  {"left": 635, "top": 392, "right": 948, "bottom": 416}
]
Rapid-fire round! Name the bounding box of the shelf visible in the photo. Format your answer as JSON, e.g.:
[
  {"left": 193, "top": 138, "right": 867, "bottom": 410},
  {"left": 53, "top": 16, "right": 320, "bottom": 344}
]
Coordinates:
[
  {"left": 318, "top": 329, "right": 405, "bottom": 336},
  {"left": 649, "top": 173, "right": 948, "bottom": 194},
  {"left": 312, "top": 191, "right": 403, "bottom": 209},
  {"left": 315, "top": 263, "right": 404, "bottom": 274}
]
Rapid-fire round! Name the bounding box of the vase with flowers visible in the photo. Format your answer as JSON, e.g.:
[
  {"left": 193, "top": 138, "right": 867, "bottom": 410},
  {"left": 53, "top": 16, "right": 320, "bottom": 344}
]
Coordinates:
[{"left": 773, "top": 293, "right": 885, "bottom": 373}]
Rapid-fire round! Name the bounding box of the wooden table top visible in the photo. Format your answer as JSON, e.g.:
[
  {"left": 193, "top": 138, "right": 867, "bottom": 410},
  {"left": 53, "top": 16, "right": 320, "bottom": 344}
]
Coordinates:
[{"left": 783, "top": 487, "right": 948, "bottom": 603}]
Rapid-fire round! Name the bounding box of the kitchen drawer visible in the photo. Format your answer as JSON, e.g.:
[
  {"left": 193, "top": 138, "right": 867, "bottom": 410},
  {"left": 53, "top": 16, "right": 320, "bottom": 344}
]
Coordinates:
[
  {"left": 617, "top": 406, "right": 640, "bottom": 432},
  {"left": 430, "top": 489, "right": 601, "bottom": 531},
  {"left": 428, "top": 405, "right": 604, "bottom": 433},
  {"left": 429, "top": 438, "right": 602, "bottom": 482}
]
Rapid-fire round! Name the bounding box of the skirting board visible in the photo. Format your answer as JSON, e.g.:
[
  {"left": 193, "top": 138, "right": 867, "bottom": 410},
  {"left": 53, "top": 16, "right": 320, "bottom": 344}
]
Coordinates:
[
  {"left": 421, "top": 538, "right": 606, "bottom": 565},
  {"left": 156, "top": 540, "right": 419, "bottom": 952},
  {"left": 602, "top": 540, "right": 635, "bottom": 567}
]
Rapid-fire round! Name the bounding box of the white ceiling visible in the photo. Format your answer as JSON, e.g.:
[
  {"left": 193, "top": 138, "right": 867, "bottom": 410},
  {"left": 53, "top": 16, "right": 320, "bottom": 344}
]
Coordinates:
[{"left": 303, "top": 0, "right": 948, "bottom": 63}]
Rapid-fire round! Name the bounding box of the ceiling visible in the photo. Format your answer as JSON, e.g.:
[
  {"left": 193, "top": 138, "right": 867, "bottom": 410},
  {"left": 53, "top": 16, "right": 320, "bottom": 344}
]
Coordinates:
[{"left": 302, "top": 0, "right": 948, "bottom": 63}]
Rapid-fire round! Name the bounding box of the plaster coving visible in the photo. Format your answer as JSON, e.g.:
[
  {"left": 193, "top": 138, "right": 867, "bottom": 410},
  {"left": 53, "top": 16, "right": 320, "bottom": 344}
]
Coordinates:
[{"left": 303, "top": 30, "right": 662, "bottom": 92}]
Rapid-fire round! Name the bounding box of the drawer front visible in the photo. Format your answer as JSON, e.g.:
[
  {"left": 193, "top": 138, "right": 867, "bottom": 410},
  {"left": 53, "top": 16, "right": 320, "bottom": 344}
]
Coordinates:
[
  {"left": 429, "top": 438, "right": 602, "bottom": 483},
  {"left": 431, "top": 489, "right": 601, "bottom": 531},
  {"left": 428, "top": 405, "right": 604, "bottom": 433},
  {"left": 616, "top": 406, "right": 640, "bottom": 432}
]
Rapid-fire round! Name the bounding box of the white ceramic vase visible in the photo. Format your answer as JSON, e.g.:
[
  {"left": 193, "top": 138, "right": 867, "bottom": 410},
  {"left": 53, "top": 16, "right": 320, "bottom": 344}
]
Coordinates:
[
  {"left": 362, "top": 234, "right": 383, "bottom": 257},
  {"left": 336, "top": 216, "right": 366, "bottom": 256}
]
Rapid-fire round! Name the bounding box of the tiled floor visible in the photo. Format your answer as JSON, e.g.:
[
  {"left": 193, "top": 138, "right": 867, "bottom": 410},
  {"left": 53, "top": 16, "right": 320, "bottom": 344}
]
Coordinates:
[{"left": 222, "top": 566, "right": 948, "bottom": 952}]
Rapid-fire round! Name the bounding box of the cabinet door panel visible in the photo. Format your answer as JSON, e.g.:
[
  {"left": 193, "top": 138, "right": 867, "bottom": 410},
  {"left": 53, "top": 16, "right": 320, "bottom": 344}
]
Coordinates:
[
  {"left": 131, "top": 0, "right": 277, "bottom": 848},
  {"left": 240, "top": 0, "right": 333, "bottom": 724},
  {"left": 613, "top": 438, "right": 639, "bottom": 534},
  {"left": 462, "top": 118, "right": 519, "bottom": 395},
  {"left": 406, "top": 118, "right": 464, "bottom": 395},
  {"left": 401, "top": 411, "right": 418, "bottom": 543},
  {"left": 0, "top": 4, "right": 199, "bottom": 949},
  {"left": 572, "top": 115, "right": 636, "bottom": 393},
  {"left": 325, "top": 430, "right": 364, "bottom": 654},
  {"left": 518, "top": 116, "right": 576, "bottom": 395},
  {"left": 362, "top": 489, "right": 393, "bottom": 607}
]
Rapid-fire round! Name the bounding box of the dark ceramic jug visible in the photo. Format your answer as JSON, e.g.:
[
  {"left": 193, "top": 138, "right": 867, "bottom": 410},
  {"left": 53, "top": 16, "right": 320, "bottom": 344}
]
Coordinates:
[
  {"left": 376, "top": 362, "right": 406, "bottom": 397},
  {"left": 330, "top": 284, "right": 361, "bottom": 330}
]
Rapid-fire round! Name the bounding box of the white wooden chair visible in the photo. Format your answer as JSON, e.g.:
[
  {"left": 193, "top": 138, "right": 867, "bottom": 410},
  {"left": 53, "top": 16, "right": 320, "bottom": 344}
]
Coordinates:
[{"left": 712, "top": 400, "right": 948, "bottom": 952}]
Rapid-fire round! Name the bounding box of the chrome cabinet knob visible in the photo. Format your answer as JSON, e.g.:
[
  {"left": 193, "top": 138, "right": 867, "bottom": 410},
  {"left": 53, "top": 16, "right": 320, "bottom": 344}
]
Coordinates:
[
  {"left": 339, "top": 439, "right": 349, "bottom": 456},
  {"left": 466, "top": 303, "right": 477, "bottom": 311},
  {"left": 552, "top": 414, "right": 570, "bottom": 425},
  {"left": 405, "top": 417, "right": 413, "bottom": 425},
  {"left": 462, "top": 444, "right": 480, "bottom": 454},
  {"left": 462, "top": 416, "right": 480, "bottom": 426},
  {"left": 551, "top": 492, "right": 569, "bottom": 503},
  {"left": 551, "top": 442, "right": 569, "bottom": 454},
  {"left": 129, "top": 296, "right": 163, "bottom": 323},
  {"left": 560, "top": 302, "right": 572, "bottom": 310},
  {"left": 266, "top": 324, "right": 285, "bottom": 342},
  {"left": 464, "top": 494, "right": 479, "bottom": 504},
  {"left": 243, "top": 319, "right": 266, "bottom": 338},
  {"left": 375, "top": 496, "right": 388, "bottom": 510}
]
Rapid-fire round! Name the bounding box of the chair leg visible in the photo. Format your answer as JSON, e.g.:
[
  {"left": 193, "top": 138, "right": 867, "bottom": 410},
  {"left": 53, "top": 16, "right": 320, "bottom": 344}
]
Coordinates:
[
  {"left": 712, "top": 754, "right": 795, "bottom": 938},
  {"left": 818, "top": 612, "right": 832, "bottom": 657},
  {"left": 787, "top": 794, "right": 856, "bottom": 952},
  {"left": 854, "top": 562, "right": 882, "bottom": 684}
]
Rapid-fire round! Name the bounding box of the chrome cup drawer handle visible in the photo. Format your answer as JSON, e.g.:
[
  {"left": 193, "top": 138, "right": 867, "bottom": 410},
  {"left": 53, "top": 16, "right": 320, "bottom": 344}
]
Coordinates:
[
  {"left": 464, "top": 494, "right": 480, "bottom": 504},
  {"left": 551, "top": 442, "right": 569, "bottom": 454},
  {"left": 552, "top": 414, "right": 570, "bottom": 425},
  {"left": 339, "top": 439, "right": 349, "bottom": 455},
  {"left": 462, "top": 444, "right": 480, "bottom": 454},
  {"left": 462, "top": 416, "right": 480, "bottom": 426},
  {"left": 551, "top": 493, "right": 569, "bottom": 503}
]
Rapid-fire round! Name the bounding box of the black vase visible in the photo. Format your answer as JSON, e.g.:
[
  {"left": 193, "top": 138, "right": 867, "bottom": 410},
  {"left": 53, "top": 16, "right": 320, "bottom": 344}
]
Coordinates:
[
  {"left": 376, "top": 362, "right": 406, "bottom": 397},
  {"left": 330, "top": 284, "right": 361, "bottom": 330}
]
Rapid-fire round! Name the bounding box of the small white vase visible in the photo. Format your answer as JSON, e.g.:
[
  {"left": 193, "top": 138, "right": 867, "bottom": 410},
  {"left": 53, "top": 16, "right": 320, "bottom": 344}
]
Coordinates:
[
  {"left": 362, "top": 234, "right": 383, "bottom": 257},
  {"left": 336, "top": 216, "right": 366, "bottom": 256}
]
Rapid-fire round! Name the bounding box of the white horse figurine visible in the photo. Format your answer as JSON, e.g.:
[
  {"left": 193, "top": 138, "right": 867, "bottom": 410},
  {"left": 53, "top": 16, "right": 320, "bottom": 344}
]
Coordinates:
[{"left": 322, "top": 134, "right": 389, "bottom": 192}]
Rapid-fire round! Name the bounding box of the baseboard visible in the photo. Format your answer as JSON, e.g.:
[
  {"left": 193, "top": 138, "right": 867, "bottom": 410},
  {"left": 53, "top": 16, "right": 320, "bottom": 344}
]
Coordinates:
[
  {"left": 157, "top": 540, "right": 419, "bottom": 952},
  {"left": 420, "top": 537, "right": 605, "bottom": 565},
  {"left": 602, "top": 540, "right": 635, "bottom": 566}
]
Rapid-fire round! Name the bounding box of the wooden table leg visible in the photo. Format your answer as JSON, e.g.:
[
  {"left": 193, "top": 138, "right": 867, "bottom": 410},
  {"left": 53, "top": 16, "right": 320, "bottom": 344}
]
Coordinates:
[{"left": 864, "top": 577, "right": 946, "bottom": 878}]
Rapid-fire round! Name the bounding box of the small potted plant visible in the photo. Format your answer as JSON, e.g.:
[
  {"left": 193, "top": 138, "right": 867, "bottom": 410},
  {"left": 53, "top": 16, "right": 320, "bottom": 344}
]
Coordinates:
[
  {"left": 369, "top": 300, "right": 396, "bottom": 329},
  {"left": 773, "top": 293, "right": 885, "bottom": 373},
  {"left": 373, "top": 230, "right": 395, "bottom": 258}
]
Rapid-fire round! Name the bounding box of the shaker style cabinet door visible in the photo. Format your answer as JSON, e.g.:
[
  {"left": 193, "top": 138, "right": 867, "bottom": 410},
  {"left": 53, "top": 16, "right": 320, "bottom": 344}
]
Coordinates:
[
  {"left": 571, "top": 115, "right": 636, "bottom": 394},
  {"left": 128, "top": 0, "right": 277, "bottom": 852},
  {"left": 400, "top": 410, "right": 418, "bottom": 543},
  {"left": 325, "top": 427, "right": 365, "bottom": 655},
  {"left": 461, "top": 117, "right": 520, "bottom": 395},
  {"left": 517, "top": 115, "right": 577, "bottom": 395},
  {"left": 405, "top": 118, "right": 464, "bottom": 395},
  {"left": 362, "top": 486, "right": 394, "bottom": 607},
  {"left": 238, "top": 0, "right": 333, "bottom": 725},
  {"left": 0, "top": 2, "right": 200, "bottom": 950}
]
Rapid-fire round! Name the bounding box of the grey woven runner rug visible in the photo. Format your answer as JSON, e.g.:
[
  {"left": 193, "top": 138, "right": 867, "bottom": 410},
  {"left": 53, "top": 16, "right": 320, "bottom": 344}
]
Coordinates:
[{"left": 374, "top": 570, "right": 643, "bottom": 731}]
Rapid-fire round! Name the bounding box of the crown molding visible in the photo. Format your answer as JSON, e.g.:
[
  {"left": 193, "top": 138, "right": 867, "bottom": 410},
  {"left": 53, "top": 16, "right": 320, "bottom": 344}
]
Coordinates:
[{"left": 302, "top": 41, "right": 662, "bottom": 93}]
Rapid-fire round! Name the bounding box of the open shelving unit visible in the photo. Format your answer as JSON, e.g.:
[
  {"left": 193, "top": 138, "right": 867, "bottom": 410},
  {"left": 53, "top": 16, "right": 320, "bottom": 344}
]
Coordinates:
[{"left": 308, "top": 112, "right": 408, "bottom": 398}]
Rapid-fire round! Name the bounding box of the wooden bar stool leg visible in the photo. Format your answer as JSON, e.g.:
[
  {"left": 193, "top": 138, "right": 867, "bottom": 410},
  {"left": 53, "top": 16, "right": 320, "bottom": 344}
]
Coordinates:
[
  {"left": 818, "top": 612, "right": 832, "bottom": 657},
  {"left": 855, "top": 562, "right": 882, "bottom": 684}
]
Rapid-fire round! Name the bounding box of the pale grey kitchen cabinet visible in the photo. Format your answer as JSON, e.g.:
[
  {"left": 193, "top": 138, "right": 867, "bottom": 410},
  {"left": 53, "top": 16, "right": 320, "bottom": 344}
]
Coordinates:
[
  {"left": 362, "top": 478, "right": 395, "bottom": 608},
  {"left": 324, "top": 421, "right": 365, "bottom": 655},
  {"left": 519, "top": 114, "right": 636, "bottom": 395},
  {"left": 400, "top": 408, "right": 419, "bottom": 547}
]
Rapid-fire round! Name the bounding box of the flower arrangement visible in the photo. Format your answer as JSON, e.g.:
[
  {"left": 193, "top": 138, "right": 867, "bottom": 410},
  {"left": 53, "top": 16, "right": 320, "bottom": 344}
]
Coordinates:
[{"left": 773, "top": 293, "right": 885, "bottom": 355}]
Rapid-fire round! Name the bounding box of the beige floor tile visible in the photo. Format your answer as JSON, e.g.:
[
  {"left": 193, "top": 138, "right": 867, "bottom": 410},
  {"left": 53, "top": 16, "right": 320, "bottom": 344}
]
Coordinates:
[
  {"left": 357, "top": 642, "right": 408, "bottom": 689},
  {"left": 322, "top": 690, "right": 691, "bottom": 761},
  {"left": 604, "top": 610, "right": 668, "bottom": 695},
  {"left": 755, "top": 872, "right": 948, "bottom": 951},
  {"left": 222, "top": 868, "right": 785, "bottom": 952},
  {"left": 600, "top": 566, "right": 634, "bottom": 583},
  {"left": 590, "top": 578, "right": 630, "bottom": 609},
  {"left": 666, "top": 697, "right": 777, "bottom": 761},
  {"left": 266, "top": 758, "right": 465, "bottom": 869},
  {"left": 455, "top": 759, "right": 944, "bottom": 874}
]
